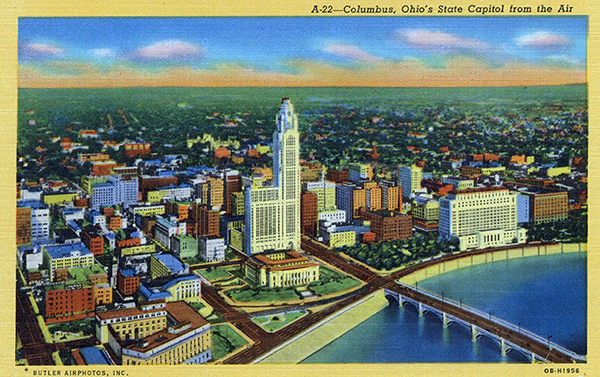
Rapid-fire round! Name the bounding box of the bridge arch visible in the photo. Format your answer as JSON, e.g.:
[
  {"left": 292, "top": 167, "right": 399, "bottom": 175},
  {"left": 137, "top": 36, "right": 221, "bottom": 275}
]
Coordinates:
[{"left": 384, "top": 292, "right": 400, "bottom": 306}]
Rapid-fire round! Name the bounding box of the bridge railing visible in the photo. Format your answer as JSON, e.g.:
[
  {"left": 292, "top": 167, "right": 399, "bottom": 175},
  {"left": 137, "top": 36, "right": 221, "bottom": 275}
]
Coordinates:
[{"left": 395, "top": 282, "right": 586, "bottom": 362}]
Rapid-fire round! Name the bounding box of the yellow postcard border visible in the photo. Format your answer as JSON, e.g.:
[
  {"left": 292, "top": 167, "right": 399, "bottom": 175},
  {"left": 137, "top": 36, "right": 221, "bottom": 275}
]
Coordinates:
[{"left": 1, "top": 1, "right": 597, "bottom": 377}]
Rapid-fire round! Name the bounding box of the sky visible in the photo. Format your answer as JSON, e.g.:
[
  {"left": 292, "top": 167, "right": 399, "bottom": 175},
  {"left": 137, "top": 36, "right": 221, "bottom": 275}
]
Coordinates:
[{"left": 18, "top": 17, "right": 587, "bottom": 88}]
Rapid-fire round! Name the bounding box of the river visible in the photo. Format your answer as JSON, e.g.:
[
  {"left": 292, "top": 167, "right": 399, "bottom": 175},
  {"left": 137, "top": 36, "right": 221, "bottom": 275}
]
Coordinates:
[{"left": 301, "top": 252, "right": 586, "bottom": 363}]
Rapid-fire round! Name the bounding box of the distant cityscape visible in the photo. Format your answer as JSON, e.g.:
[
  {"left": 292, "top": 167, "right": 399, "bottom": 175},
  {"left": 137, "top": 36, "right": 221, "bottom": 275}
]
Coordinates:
[{"left": 16, "top": 86, "right": 587, "bottom": 365}]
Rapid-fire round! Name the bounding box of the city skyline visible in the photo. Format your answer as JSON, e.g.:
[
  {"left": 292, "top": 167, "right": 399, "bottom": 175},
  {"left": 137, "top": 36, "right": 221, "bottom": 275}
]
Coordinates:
[
  {"left": 18, "top": 17, "right": 586, "bottom": 88},
  {"left": 15, "top": 86, "right": 588, "bottom": 365}
]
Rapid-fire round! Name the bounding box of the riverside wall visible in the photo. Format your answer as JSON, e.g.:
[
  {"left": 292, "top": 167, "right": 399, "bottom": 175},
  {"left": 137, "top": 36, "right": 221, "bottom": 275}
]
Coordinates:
[
  {"left": 258, "top": 290, "right": 388, "bottom": 363},
  {"left": 398, "top": 242, "right": 586, "bottom": 285},
  {"left": 258, "top": 242, "right": 586, "bottom": 363}
]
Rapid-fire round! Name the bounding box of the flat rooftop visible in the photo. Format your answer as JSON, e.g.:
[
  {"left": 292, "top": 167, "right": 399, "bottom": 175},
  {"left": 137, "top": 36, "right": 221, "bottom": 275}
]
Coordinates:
[
  {"left": 123, "top": 301, "right": 209, "bottom": 353},
  {"left": 44, "top": 242, "right": 92, "bottom": 259}
]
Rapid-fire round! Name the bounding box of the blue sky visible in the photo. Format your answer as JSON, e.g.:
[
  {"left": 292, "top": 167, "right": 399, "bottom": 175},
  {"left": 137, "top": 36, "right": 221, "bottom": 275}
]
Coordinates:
[{"left": 18, "top": 17, "right": 587, "bottom": 87}]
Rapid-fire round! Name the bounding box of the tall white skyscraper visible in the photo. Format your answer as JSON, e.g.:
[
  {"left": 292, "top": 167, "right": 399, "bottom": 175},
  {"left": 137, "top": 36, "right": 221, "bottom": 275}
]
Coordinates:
[{"left": 245, "top": 98, "right": 301, "bottom": 254}]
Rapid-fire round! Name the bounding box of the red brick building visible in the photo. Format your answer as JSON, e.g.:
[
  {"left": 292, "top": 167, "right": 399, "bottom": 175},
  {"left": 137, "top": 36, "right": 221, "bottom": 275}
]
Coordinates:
[
  {"left": 301, "top": 191, "right": 318, "bottom": 236},
  {"left": 101, "top": 207, "right": 115, "bottom": 217},
  {"left": 117, "top": 269, "right": 140, "bottom": 297},
  {"left": 91, "top": 161, "right": 124, "bottom": 177},
  {"left": 81, "top": 226, "right": 104, "bottom": 256},
  {"left": 140, "top": 216, "right": 157, "bottom": 236},
  {"left": 361, "top": 210, "right": 413, "bottom": 242},
  {"left": 117, "top": 238, "right": 141, "bottom": 249},
  {"left": 360, "top": 232, "right": 376, "bottom": 243},
  {"left": 472, "top": 153, "right": 500, "bottom": 162},
  {"left": 139, "top": 176, "right": 178, "bottom": 200},
  {"left": 75, "top": 197, "right": 89, "bottom": 207},
  {"left": 43, "top": 283, "right": 95, "bottom": 323},
  {"left": 165, "top": 201, "right": 190, "bottom": 221},
  {"left": 224, "top": 173, "right": 242, "bottom": 215},
  {"left": 326, "top": 168, "right": 349, "bottom": 184},
  {"left": 518, "top": 188, "right": 569, "bottom": 224},
  {"left": 421, "top": 179, "right": 454, "bottom": 196},
  {"left": 124, "top": 143, "right": 152, "bottom": 158},
  {"left": 190, "top": 204, "right": 220, "bottom": 237}
]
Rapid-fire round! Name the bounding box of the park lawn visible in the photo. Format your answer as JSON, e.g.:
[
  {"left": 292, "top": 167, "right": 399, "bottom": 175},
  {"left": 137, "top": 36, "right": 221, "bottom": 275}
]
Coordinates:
[
  {"left": 319, "top": 267, "right": 346, "bottom": 280},
  {"left": 310, "top": 277, "right": 361, "bottom": 295},
  {"left": 253, "top": 316, "right": 269, "bottom": 324},
  {"left": 211, "top": 324, "right": 249, "bottom": 361},
  {"left": 47, "top": 318, "right": 95, "bottom": 339},
  {"left": 261, "top": 311, "right": 307, "bottom": 332},
  {"left": 228, "top": 287, "right": 302, "bottom": 302},
  {"left": 197, "top": 267, "right": 233, "bottom": 281}
]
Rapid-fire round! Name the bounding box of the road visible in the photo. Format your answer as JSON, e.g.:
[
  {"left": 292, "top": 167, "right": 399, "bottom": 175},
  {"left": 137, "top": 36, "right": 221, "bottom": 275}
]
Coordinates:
[
  {"left": 16, "top": 289, "right": 99, "bottom": 365},
  {"left": 220, "top": 237, "right": 393, "bottom": 364},
  {"left": 17, "top": 238, "right": 578, "bottom": 365},
  {"left": 385, "top": 283, "right": 580, "bottom": 363}
]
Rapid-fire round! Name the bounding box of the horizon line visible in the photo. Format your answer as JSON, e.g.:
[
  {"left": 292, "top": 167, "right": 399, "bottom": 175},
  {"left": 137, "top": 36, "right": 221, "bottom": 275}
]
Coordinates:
[{"left": 18, "top": 83, "right": 587, "bottom": 90}]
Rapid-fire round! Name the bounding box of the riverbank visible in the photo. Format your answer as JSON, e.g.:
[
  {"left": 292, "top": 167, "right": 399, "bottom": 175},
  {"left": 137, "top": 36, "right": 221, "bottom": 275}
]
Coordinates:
[
  {"left": 258, "top": 289, "right": 388, "bottom": 363},
  {"left": 398, "top": 242, "right": 586, "bottom": 285},
  {"left": 303, "top": 251, "right": 587, "bottom": 363},
  {"left": 258, "top": 243, "right": 586, "bottom": 363}
]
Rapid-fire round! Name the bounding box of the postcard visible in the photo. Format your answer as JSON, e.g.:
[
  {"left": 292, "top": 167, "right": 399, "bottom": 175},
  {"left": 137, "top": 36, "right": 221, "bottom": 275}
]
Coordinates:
[{"left": 2, "top": 1, "right": 597, "bottom": 377}]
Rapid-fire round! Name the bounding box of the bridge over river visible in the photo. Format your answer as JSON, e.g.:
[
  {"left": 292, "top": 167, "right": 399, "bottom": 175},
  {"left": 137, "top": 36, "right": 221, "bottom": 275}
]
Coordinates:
[{"left": 384, "top": 282, "right": 585, "bottom": 364}]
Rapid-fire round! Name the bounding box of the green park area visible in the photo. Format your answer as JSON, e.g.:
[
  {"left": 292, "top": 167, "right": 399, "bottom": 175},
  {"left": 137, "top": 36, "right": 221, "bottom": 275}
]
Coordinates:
[
  {"left": 308, "top": 267, "right": 361, "bottom": 295},
  {"left": 252, "top": 310, "right": 307, "bottom": 332},
  {"left": 47, "top": 319, "right": 95, "bottom": 342},
  {"left": 197, "top": 267, "right": 235, "bottom": 281},
  {"left": 227, "top": 286, "right": 302, "bottom": 302},
  {"left": 211, "top": 324, "right": 249, "bottom": 361}
]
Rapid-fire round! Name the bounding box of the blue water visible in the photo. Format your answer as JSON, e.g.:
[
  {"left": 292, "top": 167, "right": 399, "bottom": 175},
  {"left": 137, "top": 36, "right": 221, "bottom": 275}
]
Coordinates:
[{"left": 302, "top": 252, "right": 586, "bottom": 363}]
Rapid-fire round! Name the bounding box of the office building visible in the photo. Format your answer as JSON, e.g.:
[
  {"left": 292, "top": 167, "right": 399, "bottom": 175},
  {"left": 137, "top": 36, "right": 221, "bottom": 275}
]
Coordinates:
[
  {"left": 119, "top": 301, "right": 212, "bottom": 365},
  {"left": 361, "top": 210, "right": 413, "bottom": 242},
  {"left": 379, "top": 180, "right": 400, "bottom": 211},
  {"left": 244, "top": 99, "right": 301, "bottom": 254},
  {"left": 139, "top": 274, "right": 201, "bottom": 303},
  {"left": 149, "top": 253, "right": 188, "bottom": 279},
  {"left": 199, "top": 236, "right": 225, "bottom": 262},
  {"left": 515, "top": 187, "right": 569, "bottom": 224},
  {"left": 399, "top": 165, "right": 422, "bottom": 198},
  {"left": 348, "top": 163, "right": 373, "bottom": 182},
  {"left": 231, "top": 192, "right": 245, "bottom": 216},
  {"left": 336, "top": 183, "right": 366, "bottom": 222},
  {"left": 154, "top": 217, "right": 186, "bottom": 248},
  {"left": 319, "top": 221, "right": 357, "bottom": 248},
  {"left": 439, "top": 187, "right": 527, "bottom": 251},
  {"left": 301, "top": 191, "right": 318, "bottom": 236},
  {"left": 305, "top": 180, "right": 336, "bottom": 212},
  {"left": 412, "top": 195, "right": 440, "bottom": 232},
  {"left": 224, "top": 170, "right": 242, "bottom": 215},
  {"left": 17, "top": 200, "right": 50, "bottom": 241},
  {"left": 16, "top": 207, "right": 31, "bottom": 246},
  {"left": 117, "top": 268, "right": 140, "bottom": 297},
  {"left": 90, "top": 175, "right": 138, "bottom": 209},
  {"left": 170, "top": 234, "right": 198, "bottom": 260},
  {"left": 43, "top": 282, "right": 95, "bottom": 323},
  {"left": 191, "top": 204, "right": 220, "bottom": 238},
  {"left": 43, "top": 243, "right": 94, "bottom": 282}
]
